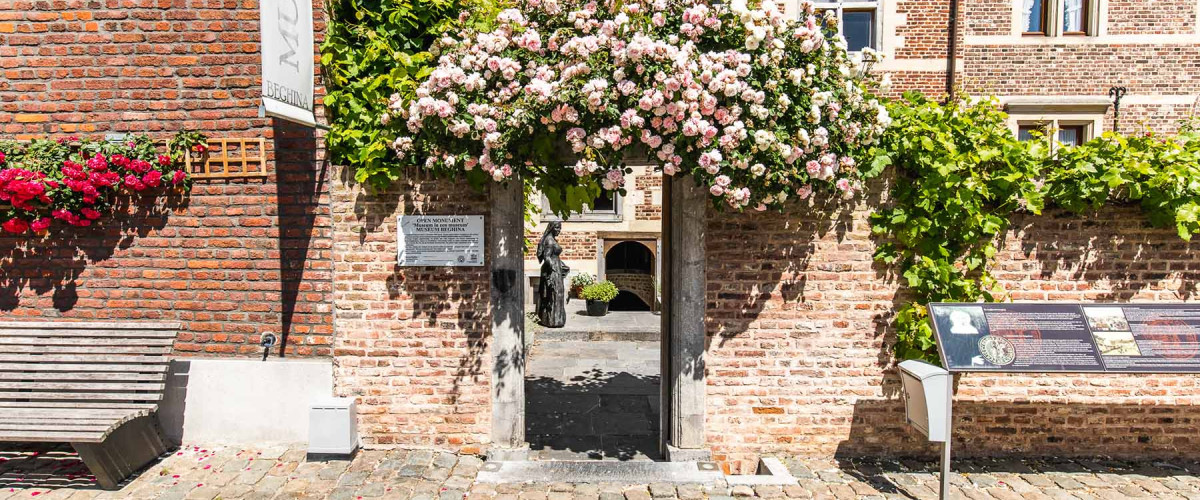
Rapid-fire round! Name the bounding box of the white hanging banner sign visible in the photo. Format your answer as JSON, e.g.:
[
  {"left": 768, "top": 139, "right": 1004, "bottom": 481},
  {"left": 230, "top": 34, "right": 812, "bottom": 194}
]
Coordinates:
[{"left": 259, "top": 0, "right": 316, "bottom": 127}]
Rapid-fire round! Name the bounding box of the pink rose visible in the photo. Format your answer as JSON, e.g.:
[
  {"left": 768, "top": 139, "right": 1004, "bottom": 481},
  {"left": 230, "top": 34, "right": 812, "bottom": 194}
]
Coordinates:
[
  {"left": 80, "top": 208, "right": 102, "bottom": 220},
  {"left": 171, "top": 170, "right": 186, "bottom": 184}
]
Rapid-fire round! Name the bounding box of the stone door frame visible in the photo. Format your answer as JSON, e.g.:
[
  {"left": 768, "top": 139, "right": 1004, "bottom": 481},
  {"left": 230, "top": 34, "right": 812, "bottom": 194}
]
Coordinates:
[{"left": 487, "top": 174, "right": 709, "bottom": 461}]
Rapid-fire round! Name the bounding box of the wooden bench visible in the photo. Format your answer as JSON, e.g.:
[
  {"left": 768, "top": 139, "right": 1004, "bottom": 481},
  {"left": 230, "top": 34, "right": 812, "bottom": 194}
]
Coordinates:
[{"left": 0, "top": 321, "right": 180, "bottom": 489}]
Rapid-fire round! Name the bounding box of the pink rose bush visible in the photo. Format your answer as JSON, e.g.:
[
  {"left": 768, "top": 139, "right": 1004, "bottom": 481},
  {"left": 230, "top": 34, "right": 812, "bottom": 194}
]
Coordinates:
[
  {"left": 0, "top": 135, "right": 191, "bottom": 236},
  {"left": 386, "top": 0, "right": 890, "bottom": 212}
]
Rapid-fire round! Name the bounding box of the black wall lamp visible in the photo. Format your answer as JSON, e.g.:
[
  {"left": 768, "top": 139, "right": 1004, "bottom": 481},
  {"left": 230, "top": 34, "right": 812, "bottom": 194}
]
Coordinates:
[{"left": 1109, "top": 86, "right": 1128, "bottom": 134}]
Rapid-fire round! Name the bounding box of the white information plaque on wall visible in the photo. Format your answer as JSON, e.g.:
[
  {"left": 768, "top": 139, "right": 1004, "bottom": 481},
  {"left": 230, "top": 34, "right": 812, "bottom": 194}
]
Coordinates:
[{"left": 397, "top": 215, "right": 485, "bottom": 266}]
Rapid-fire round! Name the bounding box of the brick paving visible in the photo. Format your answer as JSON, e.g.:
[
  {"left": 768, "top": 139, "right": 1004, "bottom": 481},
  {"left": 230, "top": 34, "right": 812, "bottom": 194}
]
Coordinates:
[{"left": 4, "top": 443, "right": 1200, "bottom": 499}]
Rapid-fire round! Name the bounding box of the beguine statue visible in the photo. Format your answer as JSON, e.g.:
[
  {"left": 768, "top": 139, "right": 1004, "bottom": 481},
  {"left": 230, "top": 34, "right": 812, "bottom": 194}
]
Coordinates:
[{"left": 535, "top": 221, "right": 569, "bottom": 328}]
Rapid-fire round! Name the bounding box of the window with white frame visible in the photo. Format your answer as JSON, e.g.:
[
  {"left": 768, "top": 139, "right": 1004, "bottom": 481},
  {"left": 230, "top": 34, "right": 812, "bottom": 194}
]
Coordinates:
[
  {"left": 812, "top": 0, "right": 879, "bottom": 52},
  {"left": 1021, "top": 0, "right": 1096, "bottom": 36},
  {"left": 1017, "top": 120, "right": 1092, "bottom": 149},
  {"left": 1005, "top": 97, "right": 1109, "bottom": 150},
  {"left": 541, "top": 191, "right": 622, "bottom": 222}
]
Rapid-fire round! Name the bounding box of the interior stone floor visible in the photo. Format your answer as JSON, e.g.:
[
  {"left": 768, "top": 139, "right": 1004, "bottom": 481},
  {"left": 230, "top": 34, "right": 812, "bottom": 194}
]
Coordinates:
[{"left": 525, "top": 340, "right": 662, "bottom": 461}]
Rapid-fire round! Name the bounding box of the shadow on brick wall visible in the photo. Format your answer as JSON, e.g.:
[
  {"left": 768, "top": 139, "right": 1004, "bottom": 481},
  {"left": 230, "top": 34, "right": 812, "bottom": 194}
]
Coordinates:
[
  {"left": 1012, "top": 209, "right": 1200, "bottom": 300},
  {"left": 273, "top": 121, "right": 329, "bottom": 356},
  {"left": 836, "top": 392, "right": 1200, "bottom": 460},
  {"left": 337, "top": 170, "right": 492, "bottom": 410},
  {"left": 705, "top": 179, "right": 896, "bottom": 361},
  {"left": 0, "top": 189, "right": 190, "bottom": 312}
]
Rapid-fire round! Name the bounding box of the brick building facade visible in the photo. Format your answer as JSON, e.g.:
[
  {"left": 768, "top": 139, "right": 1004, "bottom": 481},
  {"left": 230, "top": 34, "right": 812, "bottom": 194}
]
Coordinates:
[
  {"left": 0, "top": 0, "right": 334, "bottom": 356},
  {"left": 2, "top": 0, "right": 1200, "bottom": 474}
]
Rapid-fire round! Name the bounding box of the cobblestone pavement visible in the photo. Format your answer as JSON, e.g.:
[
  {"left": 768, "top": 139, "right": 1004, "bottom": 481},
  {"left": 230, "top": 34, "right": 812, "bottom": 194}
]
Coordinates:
[{"left": 3, "top": 443, "right": 1200, "bottom": 499}]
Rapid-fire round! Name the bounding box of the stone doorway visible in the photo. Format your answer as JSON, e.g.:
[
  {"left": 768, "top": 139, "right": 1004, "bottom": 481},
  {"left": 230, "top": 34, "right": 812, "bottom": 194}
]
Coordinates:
[
  {"left": 525, "top": 232, "right": 662, "bottom": 460},
  {"left": 489, "top": 175, "right": 708, "bottom": 462}
]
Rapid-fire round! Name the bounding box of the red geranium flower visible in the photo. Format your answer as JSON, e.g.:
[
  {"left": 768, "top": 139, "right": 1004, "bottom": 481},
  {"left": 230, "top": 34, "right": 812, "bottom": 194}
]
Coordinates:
[
  {"left": 2, "top": 218, "right": 29, "bottom": 234},
  {"left": 124, "top": 174, "right": 145, "bottom": 191},
  {"left": 86, "top": 154, "right": 108, "bottom": 171},
  {"left": 143, "top": 170, "right": 162, "bottom": 187},
  {"left": 30, "top": 218, "right": 51, "bottom": 233}
]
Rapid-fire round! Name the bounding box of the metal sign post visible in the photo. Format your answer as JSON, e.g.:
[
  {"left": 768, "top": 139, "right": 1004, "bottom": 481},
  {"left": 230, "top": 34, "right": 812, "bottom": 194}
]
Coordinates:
[{"left": 939, "top": 379, "right": 952, "bottom": 500}]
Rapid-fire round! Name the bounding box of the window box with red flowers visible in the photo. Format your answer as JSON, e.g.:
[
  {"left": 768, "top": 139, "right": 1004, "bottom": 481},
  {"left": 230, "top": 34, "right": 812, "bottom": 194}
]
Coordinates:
[{"left": 0, "top": 132, "right": 202, "bottom": 237}]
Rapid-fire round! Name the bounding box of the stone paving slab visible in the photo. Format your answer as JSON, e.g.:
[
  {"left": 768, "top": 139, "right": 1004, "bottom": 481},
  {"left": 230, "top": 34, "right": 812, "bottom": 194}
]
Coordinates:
[
  {"left": 536, "top": 302, "right": 661, "bottom": 341},
  {"left": 4, "top": 443, "right": 1200, "bottom": 499}
]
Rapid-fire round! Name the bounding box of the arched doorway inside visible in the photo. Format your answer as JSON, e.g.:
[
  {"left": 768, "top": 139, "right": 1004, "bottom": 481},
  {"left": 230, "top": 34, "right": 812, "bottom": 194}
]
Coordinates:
[{"left": 603, "top": 241, "right": 656, "bottom": 311}]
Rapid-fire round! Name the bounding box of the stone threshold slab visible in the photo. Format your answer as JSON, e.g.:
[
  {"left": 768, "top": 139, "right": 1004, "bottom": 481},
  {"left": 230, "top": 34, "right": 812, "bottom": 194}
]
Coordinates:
[{"left": 475, "top": 459, "right": 798, "bottom": 485}]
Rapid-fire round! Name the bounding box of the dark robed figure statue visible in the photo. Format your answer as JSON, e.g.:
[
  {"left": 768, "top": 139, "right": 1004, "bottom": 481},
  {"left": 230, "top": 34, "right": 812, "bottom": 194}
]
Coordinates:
[{"left": 536, "top": 221, "right": 569, "bottom": 328}]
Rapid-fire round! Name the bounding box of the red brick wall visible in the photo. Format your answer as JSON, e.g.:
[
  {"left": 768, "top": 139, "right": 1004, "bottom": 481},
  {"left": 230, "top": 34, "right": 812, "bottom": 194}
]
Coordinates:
[
  {"left": 1106, "top": 0, "right": 1197, "bottom": 35},
  {"left": 962, "top": 0, "right": 1010, "bottom": 36},
  {"left": 524, "top": 229, "right": 597, "bottom": 261},
  {"left": 705, "top": 203, "right": 1200, "bottom": 473},
  {"left": 896, "top": 0, "right": 955, "bottom": 59},
  {"left": 963, "top": 45, "right": 1200, "bottom": 96},
  {"left": 0, "top": 0, "right": 334, "bottom": 357},
  {"left": 330, "top": 176, "right": 491, "bottom": 452},
  {"left": 635, "top": 173, "right": 662, "bottom": 221}
]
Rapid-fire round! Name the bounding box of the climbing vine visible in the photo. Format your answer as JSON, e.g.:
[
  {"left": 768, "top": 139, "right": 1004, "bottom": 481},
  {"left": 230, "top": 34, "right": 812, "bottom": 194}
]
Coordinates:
[
  {"left": 873, "top": 92, "right": 1200, "bottom": 363},
  {"left": 321, "top": 0, "right": 494, "bottom": 189}
]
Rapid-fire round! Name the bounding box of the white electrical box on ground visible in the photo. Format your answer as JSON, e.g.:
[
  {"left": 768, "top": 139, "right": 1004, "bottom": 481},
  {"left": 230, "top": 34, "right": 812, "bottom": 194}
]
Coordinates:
[{"left": 308, "top": 397, "right": 358, "bottom": 455}]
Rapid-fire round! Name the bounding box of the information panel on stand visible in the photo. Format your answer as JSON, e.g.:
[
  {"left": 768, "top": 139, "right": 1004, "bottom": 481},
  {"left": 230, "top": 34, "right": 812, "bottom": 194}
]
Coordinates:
[{"left": 928, "top": 303, "right": 1200, "bottom": 373}]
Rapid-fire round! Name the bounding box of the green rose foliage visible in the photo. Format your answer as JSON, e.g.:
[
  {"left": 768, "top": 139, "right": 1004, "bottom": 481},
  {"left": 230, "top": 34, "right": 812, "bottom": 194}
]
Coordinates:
[
  {"left": 321, "top": 0, "right": 496, "bottom": 189},
  {"left": 1048, "top": 128, "right": 1200, "bottom": 241},
  {"left": 871, "top": 92, "right": 1046, "bottom": 364},
  {"left": 874, "top": 92, "right": 1200, "bottom": 364}
]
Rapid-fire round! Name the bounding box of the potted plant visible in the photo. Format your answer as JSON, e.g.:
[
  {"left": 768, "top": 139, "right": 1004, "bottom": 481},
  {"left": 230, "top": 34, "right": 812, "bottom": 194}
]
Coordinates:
[
  {"left": 580, "top": 280, "right": 618, "bottom": 317},
  {"left": 569, "top": 273, "right": 595, "bottom": 299}
]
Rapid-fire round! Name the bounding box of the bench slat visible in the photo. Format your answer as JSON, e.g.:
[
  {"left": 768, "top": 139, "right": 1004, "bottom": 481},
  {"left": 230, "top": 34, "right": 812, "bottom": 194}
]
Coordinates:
[
  {"left": 0, "top": 372, "right": 165, "bottom": 382},
  {"left": 0, "top": 416, "right": 130, "bottom": 424},
  {"left": 0, "top": 401, "right": 157, "bottom": 409},
  {"left": 0, "top": 422, "right": 113, "bottom": 431},
  {"left": 0, "top": 408, "right": 149, "bottom": 419},
  {"left": 0, "top": 337, "right": 176, "bottom": 347},
  {"left": 0, "top": 382, "right": 166, "bottom": 392},
  {"left": 0, "top": 355, "right": 169, "bottom": 364},
  {"left": 0, "top": 363, "right": 169, "bottom": 373},
  {"left": 0, "top": 330, "right": 177, "bottom": 339},
  {"left": 0, "top": 391, "right": 163, "bottom": 402},
  {"left": 0, "top": 430, "right": 106, "bottom": 443},
  {"left": 0, "top": 321, "right": 181, "bottom": 331},
  {"left": 0, "top": 345, "right": 171, "bottom": 355}
]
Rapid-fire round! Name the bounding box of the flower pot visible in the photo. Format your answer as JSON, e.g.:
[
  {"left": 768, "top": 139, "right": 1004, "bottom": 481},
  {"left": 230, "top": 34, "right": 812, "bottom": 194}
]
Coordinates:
[{"left": 586, "top": 299, "right": 609, "bottom": 317}]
